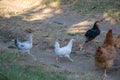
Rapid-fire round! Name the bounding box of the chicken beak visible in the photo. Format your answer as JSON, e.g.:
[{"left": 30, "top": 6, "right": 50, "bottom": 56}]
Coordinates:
[
  {"left": 99, "top": 19, "right": 104, "bottom": 24},
  {"left": 97, "top": 20, "right": 103, "bottom": 25}
]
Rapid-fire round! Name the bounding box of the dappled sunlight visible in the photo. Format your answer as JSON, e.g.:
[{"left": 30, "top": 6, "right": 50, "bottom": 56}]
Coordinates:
[
  {"left": 42, "top": 8, "right": 54, "bottom": 14},
  {"left": 72, "top": 20, "right": 93, "bottom": 26},
  {"left": 0, "top": 0, "right": 40, "bottom": 17},
  {"left": 67, "top": 26, "right": 88, "bottom": 34},
  {"left": 21, "top": 1, "right": 62, "bottom": 21},
  {"left": 67, "top": 20, "right": 94, "bottom": 34},
  {"left": 102, "top": 9, "right": 120, "bottom": 25},
  {"left": 0, "top": 0, "right": 61, "bottom": 20},
  {"left": 22, "top": 8, "right": 62, "bottom": 21},
  {"left": 49, "top": 1, "right": 60, "bottom": 8}
]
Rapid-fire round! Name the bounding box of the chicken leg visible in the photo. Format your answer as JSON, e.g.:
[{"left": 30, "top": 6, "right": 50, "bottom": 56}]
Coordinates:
[
  {"left": 16, "top": 52, "right": 21, "bottom": 57},
  {"left": 29, "top": 53, "right": 37, "bottom": 61},
  {"left": 104, "top": 68, "right": 107, "bottom": 77},
  {"left": 92, "top": 36, "right": 100, "bottom": 43},
  {"left": 56, "top": 56, "right": 59, "bottom": 63},
  {"left": 29, "top": 53, "right": 33, "bottom": 57},
  {"left": 66, "top": 55, "right": 73, "bottom": 62},
  {"left": 92, "top": 39, "right": 100, "bottom": 43},
  {"left": 79, "top": 42, "right": 85, "bottom": 51}
]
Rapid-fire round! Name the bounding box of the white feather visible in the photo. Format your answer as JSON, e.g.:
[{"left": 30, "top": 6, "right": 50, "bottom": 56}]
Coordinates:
[
  {"left": 15, "top": 34, "right": 32, "bottom": 54},
  {"left": 54, "top": 39, "right": 74, "bottom": 62}
]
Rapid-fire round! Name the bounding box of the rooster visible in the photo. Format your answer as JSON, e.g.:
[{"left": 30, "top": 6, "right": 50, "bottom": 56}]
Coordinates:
[
  {"left": 15, "top": 34, "right": 36, "bottom": 60},
  {"left": 80, "top": 20, "right": 103, "bottom": 50},
  {"left": 94, "top": 29, "right": 117, "bottom": 77},
  {"left": 54, "top": 38, "right": 75, "bottom": 63}
]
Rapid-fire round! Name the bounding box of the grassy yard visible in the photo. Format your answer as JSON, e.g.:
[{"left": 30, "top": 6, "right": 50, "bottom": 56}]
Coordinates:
[
  {"left": 0, "top": 0, "right": 120, "bottom": 80},
  {"left": 0, "top": 50, "right": 102, "bottom": 80},
  {"left": 0, "top": 50, "right": 68, "bottom": 80}
]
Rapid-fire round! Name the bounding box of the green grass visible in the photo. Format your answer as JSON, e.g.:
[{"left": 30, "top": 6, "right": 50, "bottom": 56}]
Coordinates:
[
  {"left": 1, "top": 65, "right": 67, "bottom": 80},
  {"left": 0, "top": 50, "right": 68, "bottom": 80},
  {"left": 73, "top": 0, "right": 120, "bottom": 13},
  {"left": 43, "top": 0, "right": 120, "bottom": 14},
  {"left": 44, "top": 0, "right": 120, "bottom": 18},
  {"left": 0, "top": 0, "right": 119, "bottom": 18},
  {"left": 67, "top": 71, "right": 102, "bottom": 80}
]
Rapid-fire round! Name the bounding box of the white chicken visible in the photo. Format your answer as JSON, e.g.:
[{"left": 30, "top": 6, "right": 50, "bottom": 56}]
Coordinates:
[
  {"left": 15, "top": 34, "right": 35, "bottom": 60},
  {"left": 54, "top": 38, "right": 75, "bottom": 62}
]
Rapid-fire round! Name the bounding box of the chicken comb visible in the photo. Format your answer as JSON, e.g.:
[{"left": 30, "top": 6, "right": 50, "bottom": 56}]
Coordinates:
[{"left": 109, "top": 28, "right": 112, "bottom": 32}]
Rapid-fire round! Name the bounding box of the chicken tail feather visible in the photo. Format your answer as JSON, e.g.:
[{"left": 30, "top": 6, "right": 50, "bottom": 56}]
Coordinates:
[{"left": 15, "top": 39, "right": 18, "bottom": 47}]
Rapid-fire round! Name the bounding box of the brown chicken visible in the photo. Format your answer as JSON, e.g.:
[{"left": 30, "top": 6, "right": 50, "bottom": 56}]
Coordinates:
[
  {"left": 115, "top": 34, "right": 120, "bottom": 48},
  {"left": 94, "top": 29, "right": 117, "bottom": 77}
]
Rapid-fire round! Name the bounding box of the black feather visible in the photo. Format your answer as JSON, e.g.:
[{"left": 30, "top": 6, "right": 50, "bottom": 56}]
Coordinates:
[
  {"left": 85, "top": 21, "right": 100, "bottom": 43},
  {"left": 15, "top": 39, "right": 20, "bottom": 49},
  {"left": 15, "top": 39, "right": 18, "bottom": 47}
]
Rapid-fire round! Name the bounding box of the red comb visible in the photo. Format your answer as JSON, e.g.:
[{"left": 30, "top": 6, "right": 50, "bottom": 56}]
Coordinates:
[{"left": 109, "top": 28, "right": 112, "bottom": 32}]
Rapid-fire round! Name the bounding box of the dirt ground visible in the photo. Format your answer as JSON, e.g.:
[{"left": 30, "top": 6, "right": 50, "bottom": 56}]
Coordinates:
[{"left": 0, "top": 2, "right": 120, "bottom": 80}]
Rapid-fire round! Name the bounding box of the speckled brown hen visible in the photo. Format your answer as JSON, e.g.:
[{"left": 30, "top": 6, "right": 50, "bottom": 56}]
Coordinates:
[{"left": 94, "top": 29, "right": 117, "bottom": 77}]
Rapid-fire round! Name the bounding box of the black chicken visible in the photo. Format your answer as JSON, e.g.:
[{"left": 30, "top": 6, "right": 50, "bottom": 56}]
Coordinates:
[
  {"left": 80, "top": 20, "right": 103, "bottom": 50},
  {"left": 85, "top": 20, "right": 102, "bottom": 43}
]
